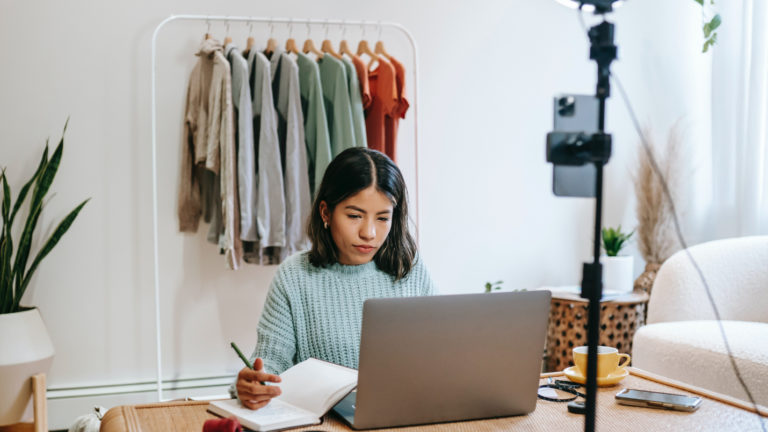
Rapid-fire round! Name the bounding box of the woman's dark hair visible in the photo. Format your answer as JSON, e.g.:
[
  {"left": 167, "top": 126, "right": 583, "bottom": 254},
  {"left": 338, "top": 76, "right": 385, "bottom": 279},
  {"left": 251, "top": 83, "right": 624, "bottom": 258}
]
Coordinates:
[{"left": 307, "top": 147, "right": 417, "bottom": 280}]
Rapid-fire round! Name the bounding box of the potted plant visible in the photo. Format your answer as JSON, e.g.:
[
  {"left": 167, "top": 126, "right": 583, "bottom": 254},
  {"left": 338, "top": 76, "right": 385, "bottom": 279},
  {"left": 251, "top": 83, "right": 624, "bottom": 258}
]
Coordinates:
[
  {"left": 0, "top": 123, "right": 88, "bottom": 425},
  {"left": 601, "top": 225, "right": 635, "bottom": 294}
]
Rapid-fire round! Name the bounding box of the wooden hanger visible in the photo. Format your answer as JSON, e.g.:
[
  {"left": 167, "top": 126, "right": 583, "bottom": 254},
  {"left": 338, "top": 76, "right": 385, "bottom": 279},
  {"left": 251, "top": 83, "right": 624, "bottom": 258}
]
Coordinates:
[
  {"left": 285, "top": 19, "right": 299, "bottom": 54},
  {"left": 245, "top": 22, "right": 256, "bottom": 54},
  {"left": 339, "top": 39, "right": 354, "bottom": 57},
  {"left": 322, "top": 39, "right": 342, "bottom": 59},
  {"left": 339, "top": 22, "right": 354, "bottom": 58},
  {"left": 265, "top": 21, "right": 278, "bottom": 55},
  {"left": 320, "top": 21, "right": 341, "bottom": 59},
  {"left": 303, "top": 38, "right": 324, "bottom": 58},
  {"left": 223, "top": 21, "right": 232, "bottom": 45},
  {"left": 204, "top": 20, "right": 212, "bottom": 40},
  {"left": 266, "top": 37, "right": 278, "bottom": 55},
  {"left": 286, "top": 37, "right": 299, "bottom": 54},
  {"left": 358, "top": 39, "right": 379, "bottom": 69},
  {"left": 357, "top": 25, "right": 380, "bottom": 67},
  {"left": 303, "top": 23, "right": 323, "bottom": 58},
  {"left": 374, "top": 40, "right": 392, "bottom": 61}
]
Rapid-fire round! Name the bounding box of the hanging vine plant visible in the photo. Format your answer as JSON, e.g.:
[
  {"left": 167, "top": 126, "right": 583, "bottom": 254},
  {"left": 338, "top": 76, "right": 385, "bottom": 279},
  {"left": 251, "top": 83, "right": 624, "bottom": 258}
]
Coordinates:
[{"left": 693, "top": 0, "right": 721, "bottom": 53}]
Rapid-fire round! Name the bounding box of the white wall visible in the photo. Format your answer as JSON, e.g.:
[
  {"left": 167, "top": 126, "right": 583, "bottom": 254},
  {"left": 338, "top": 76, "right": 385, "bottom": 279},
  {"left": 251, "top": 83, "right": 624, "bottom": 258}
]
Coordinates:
[{"left": 0, "top": 0, "right": 708, "bottom": 427}]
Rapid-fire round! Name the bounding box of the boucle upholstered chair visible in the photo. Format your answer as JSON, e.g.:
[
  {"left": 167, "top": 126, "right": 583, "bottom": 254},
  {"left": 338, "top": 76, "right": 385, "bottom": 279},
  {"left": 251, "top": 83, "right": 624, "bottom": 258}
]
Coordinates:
[{"left": 632, "top": 236, "right": 768, "bottom": 406}]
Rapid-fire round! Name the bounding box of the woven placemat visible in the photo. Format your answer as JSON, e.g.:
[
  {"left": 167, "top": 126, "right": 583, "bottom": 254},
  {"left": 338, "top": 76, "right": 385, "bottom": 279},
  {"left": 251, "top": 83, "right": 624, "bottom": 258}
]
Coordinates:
[{"left": 100, "top": 370, "right": 767, "bottom": 432}]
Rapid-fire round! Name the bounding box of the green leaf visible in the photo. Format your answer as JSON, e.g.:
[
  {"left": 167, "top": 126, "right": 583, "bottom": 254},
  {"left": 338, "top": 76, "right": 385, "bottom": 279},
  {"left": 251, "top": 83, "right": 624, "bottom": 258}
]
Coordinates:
[
  {"left": 1, "top": 171, "right": 9, "bottom": 226},
  {"left": 1, "top": 172, "right": 13, "bottom": 313},
  {"left": 13, "top": 198, "right": 89, "bottom": 311},
  {"left": 693, "top": 0, "right": 703, "bottom": 5},
  {"left": 13, "top": 136, "right": 62, "bottom": 299},
  {"left": 10, "top": 146, "right": 48, "bottom": 226},
  {"left": 31, "top": 136, "right": 63, "bottom": 206},
  {"left": 709, "top": 14, "right": 721, "bottom": 31}
]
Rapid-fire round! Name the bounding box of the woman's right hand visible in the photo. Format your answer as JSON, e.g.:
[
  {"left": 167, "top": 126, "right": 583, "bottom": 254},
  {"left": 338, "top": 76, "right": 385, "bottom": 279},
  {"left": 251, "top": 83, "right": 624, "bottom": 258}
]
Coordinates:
[{"left": 236, "top": 358, "right": 283, "bottom": 410}]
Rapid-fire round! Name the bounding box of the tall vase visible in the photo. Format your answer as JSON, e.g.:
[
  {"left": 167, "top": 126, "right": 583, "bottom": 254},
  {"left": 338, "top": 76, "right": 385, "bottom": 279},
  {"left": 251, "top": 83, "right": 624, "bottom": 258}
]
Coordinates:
[
  {"left": 634, "top": 262, "right": 662, "bottom": 295},
  {"left": 0, "top": 307, "right": 55, "bottom": 425}
]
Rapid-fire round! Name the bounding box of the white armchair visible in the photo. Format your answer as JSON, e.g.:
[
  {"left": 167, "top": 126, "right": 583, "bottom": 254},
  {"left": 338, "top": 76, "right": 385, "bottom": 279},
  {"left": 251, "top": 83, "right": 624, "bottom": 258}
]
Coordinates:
[{"left": 632, "top": 236, "right": 768, "bottom": 406}]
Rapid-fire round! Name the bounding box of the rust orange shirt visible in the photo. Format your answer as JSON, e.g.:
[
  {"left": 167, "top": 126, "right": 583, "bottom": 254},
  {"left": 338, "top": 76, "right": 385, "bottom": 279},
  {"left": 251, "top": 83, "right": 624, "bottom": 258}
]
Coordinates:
[
  {"left": 365, "top": 57, "right": 398, "bottom": 157},
  {"left": 385, "top": 55, "right": 409, "bottom": 162}
]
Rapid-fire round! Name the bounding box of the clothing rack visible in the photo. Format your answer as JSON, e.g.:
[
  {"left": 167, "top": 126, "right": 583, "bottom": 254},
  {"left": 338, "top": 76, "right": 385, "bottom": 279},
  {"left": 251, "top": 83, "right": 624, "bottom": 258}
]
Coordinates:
[{"left": 150, "top": 14, "right": 421, "bottom": 401}]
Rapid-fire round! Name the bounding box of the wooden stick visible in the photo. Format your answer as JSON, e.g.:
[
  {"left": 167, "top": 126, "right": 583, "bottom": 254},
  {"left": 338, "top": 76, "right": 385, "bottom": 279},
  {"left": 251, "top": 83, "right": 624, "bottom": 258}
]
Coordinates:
[{"left": 31, "top": 374, "right": 46, "bottom": 432}]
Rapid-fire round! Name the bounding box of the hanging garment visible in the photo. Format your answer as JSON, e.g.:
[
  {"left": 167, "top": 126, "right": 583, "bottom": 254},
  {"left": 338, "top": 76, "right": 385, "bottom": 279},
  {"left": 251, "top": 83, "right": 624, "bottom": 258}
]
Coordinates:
[
  {"left": 341, "top": 57, "right": 367, "bottom": 149},
  {"left": 179, "top": 38, "right": 218, "bottom": 232},
  {"left": 178, "top": 38, "right": 242, "bottom": 269},
  {"left": 297, "top": 52, "right": 333, "bottom": 197},
  {"left": 384, "top": 55, "right": 410, "bottom": 163},
  {"left": 365, "top": 57, "right": 398, "bottom": 159},
  {"left": 208, "top": 42, "right": 242, "bottom": 269},
  {"left": 268, "top": 47, "right": 312, "bottom": 261},
  {"left": 349, "top": 54, "right": 372, "bottom": 110},
  {"left": 226, "top": 44, "right": 257, "bottom": 243},
  {"left": 244, "top": 49, "right": 286, "bottom": 263},
  {"left": 318, "top": 55, "right": 357, "bottom": 157}
]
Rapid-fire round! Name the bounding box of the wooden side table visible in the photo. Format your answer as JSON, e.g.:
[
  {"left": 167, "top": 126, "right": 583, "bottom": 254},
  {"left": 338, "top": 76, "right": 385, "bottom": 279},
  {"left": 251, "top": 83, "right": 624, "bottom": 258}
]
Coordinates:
[{"left": 541, "top": 288, "right": 649, "bottom": 372}]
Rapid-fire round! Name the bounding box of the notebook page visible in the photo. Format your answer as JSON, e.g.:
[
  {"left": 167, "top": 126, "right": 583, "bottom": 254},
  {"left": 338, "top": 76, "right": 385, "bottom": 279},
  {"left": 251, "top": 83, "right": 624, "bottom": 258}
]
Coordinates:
[
  {"left": 277, "top": 358, "right": 358, "bottom": 417},
  {"left": 208, "top": 398, "right": 316, "bottom": 431}
]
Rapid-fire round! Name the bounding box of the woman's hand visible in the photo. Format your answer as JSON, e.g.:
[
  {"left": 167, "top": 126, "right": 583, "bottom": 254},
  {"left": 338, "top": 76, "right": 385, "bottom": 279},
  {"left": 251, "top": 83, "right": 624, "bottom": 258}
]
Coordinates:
[{"left": 236, "top": 358, "right": 282, "bottom": 410}]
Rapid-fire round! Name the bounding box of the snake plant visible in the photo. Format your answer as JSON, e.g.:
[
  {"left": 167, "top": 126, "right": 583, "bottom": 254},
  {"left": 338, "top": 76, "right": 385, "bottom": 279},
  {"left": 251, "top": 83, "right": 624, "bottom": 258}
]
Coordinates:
[{"left": 0, "top": 121, "right": 89, "bottom": 314}]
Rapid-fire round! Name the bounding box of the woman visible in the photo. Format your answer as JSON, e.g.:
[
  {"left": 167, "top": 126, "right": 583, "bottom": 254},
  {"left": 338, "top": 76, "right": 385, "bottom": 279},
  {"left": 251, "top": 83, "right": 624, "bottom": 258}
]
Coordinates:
[{"left": 235, "top": 147, "right": 436, "bottom": 410}]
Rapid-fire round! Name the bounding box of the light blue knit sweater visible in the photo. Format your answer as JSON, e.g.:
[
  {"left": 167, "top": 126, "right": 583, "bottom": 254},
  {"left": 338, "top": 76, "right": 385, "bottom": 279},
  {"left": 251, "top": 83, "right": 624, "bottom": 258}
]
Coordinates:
[{"left": 249, "top": 251, "right": 436, "bottom": 374}]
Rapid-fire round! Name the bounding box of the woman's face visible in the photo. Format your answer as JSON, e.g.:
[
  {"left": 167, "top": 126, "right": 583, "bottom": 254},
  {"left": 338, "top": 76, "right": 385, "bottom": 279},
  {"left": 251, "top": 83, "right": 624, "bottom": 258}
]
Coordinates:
[{"left": 320, "top": 186, "right": 394, "bottom": 265}]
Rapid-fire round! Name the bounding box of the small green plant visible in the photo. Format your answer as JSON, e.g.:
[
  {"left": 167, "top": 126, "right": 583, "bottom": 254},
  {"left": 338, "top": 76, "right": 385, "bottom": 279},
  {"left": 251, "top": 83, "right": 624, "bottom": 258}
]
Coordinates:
[
  {"left": 0, "top": 121, "right": 89, "bottom": 314},
  {"left": 484, "top": 280, "right": 503, "bottom": 293},
  {"left": 601, "top": 225, "right": 634, "bottom": 257}
]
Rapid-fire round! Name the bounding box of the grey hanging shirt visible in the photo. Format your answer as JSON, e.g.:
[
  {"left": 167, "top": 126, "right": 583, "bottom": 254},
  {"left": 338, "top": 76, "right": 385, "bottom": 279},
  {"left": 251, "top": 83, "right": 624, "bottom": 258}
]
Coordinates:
[
  {"left": 247, "top": 49, "right": 286, "bottom": 254},
  {"left": 268, "top": 48, "right": 312, "bottom": 260},
  {"left": 226, "top": 44, "right": 258, "bottom": 243}
]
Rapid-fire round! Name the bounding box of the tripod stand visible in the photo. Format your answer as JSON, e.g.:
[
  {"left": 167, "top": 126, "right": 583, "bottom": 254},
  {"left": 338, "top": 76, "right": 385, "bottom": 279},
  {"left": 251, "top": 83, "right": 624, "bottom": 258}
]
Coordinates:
[{"left": 546, "top": 16, "right": 617, "bottom": 432}]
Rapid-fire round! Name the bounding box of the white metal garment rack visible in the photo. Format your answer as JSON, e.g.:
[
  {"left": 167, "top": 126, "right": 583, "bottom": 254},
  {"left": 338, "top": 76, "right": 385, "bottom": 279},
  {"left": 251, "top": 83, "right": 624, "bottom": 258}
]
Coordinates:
[{"left": 150, "top": 14, "right": 421, "bottom": 401}]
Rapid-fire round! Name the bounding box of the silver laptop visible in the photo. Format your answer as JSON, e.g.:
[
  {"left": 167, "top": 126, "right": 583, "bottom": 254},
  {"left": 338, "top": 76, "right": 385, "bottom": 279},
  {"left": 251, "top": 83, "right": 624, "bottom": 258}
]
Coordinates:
[{"left": 332, "top": 290, "right": 551, "bottom": 429}]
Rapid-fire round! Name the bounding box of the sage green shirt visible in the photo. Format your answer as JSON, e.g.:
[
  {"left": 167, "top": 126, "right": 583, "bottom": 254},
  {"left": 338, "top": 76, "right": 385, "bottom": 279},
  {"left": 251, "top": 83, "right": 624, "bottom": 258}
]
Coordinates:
[
  {"left": 318, "top": 55, "right": 357, "bottom": 158},
  {"left": 341, "top": 57, "right": 367, "bottom": 149},
  {"left": 297, "top": 53, "right": 333, "bottom": 197}
]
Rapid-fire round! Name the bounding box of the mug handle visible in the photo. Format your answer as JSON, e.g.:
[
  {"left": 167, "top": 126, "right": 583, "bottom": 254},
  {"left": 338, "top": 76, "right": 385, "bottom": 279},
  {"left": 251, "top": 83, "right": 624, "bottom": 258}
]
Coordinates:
[{"left": 617, "top": 353, "right": 631, "bottom": 368}]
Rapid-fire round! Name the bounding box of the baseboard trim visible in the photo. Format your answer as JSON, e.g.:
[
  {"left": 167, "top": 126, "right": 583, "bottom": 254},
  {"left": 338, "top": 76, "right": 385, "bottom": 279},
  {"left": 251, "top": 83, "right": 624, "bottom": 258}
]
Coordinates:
[
  {"left": 46, "top": 375, "right": 235, "bottom": 430},
  {"left": 47, "top": 374, "right": 235, "bottom": 399}
]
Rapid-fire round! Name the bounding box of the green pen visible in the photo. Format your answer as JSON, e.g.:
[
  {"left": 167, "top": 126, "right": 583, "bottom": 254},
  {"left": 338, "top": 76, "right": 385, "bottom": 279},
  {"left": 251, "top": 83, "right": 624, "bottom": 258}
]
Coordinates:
[{"left": 231, "top": 341, "right": 266, "bottom": 385}]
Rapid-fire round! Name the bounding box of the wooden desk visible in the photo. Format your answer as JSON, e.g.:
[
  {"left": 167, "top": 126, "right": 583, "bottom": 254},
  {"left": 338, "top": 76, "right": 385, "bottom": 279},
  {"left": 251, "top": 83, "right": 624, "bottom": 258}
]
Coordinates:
[{"left": 100, "top": 368, "right": 767, "bottom": 432}]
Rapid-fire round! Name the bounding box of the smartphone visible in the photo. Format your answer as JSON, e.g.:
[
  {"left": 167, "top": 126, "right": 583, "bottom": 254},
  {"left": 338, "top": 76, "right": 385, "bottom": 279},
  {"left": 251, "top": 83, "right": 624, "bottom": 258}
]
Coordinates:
[
  {"left": 615, "top": 388, "right": 703, "bottom": 412},
  {"left": 552, "top": 94, "right": 598, "bottom": 197}
]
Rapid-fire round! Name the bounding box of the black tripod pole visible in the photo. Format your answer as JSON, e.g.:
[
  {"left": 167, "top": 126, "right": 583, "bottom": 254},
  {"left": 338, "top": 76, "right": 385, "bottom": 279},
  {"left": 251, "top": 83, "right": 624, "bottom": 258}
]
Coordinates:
[{"left": 582, "top": 19, "right": 616, "bottom": 432}]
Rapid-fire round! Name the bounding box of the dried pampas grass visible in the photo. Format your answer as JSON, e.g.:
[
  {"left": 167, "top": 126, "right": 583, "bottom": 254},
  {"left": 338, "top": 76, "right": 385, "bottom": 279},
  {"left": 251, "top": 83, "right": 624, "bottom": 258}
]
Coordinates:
[{"left": 633, "top": 124, "right": 685, "bottom": 292}]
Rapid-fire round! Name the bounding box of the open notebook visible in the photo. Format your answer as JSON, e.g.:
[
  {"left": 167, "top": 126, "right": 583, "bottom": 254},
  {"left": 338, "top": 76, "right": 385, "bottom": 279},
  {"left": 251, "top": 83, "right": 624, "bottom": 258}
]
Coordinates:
[{"left": 208, "top": 358, "right": 358, "bottom": 431}]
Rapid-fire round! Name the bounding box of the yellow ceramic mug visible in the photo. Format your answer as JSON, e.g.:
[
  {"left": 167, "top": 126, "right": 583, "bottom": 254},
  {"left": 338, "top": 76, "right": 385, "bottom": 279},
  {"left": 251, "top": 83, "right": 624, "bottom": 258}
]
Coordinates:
[{"left": 572, "top": 346, "right": 630, "bottom": 378}]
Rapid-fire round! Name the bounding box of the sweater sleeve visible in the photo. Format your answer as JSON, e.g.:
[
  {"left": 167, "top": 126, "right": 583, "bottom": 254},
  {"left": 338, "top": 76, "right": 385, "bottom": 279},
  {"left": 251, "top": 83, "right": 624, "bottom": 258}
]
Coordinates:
[
  {"left": 415, "top": 255, "right": 438, "bottom": 296},
  {"left": 250, "top": 271, "right": 297, "bottom": 375}
]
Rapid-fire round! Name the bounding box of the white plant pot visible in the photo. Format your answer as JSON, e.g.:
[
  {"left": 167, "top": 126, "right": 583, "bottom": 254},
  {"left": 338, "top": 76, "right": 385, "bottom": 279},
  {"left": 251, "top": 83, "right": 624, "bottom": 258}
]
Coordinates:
[
  {"left": 601, "top": 255, "right": 634, "bottom": 294},
  {"left": 0, "top": 307, "right": 55, "bottom": 426}
]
